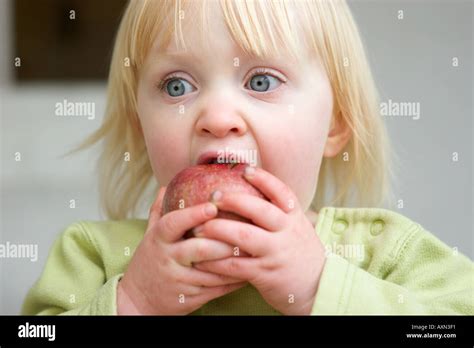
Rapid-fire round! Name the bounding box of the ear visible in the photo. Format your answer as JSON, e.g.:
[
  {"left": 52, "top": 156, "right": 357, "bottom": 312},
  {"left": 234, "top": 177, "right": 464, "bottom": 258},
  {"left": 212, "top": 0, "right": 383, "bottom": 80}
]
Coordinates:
[{"left": 323, "top": 112, "right": 352, "bottom": 158}]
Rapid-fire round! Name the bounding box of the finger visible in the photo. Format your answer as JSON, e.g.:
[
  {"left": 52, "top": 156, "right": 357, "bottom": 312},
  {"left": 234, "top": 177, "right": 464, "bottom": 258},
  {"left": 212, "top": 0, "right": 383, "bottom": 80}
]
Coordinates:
[
  {"left": 243, "top": 166, "right": 299, "bottom": 213},
  {"left": 147, "top": 187, "right": 167, "bottom": 228},
  {"left": 194, "top": 257, "right": 258, "bottom": 280},
  {"left": 189, "top": 282, "right": 247, "bottom": 304},
  {"left": 211, "top": 191, "right": 286, "bottom": 231},
  {"left": 194, "top": 219, "right": 271, "bottom": 256},
  {"left": 158, "top": 202, "right": 218, "bottom": 243},
  {"left": 156, "top": 186, "right": 167, "bottom": 218},
  {"left": 173, "top": 237, "right": 236, "bottom": 266},
  {"left": 183, "top": 268, "right": 245, "bottom": 287}
]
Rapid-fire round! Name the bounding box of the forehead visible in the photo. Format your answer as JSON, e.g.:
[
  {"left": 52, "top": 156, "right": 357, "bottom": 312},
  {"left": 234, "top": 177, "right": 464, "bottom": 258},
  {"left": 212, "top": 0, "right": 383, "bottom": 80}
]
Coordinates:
[{"left": 150, "top": 0, "right": 308, "bottom": 65}]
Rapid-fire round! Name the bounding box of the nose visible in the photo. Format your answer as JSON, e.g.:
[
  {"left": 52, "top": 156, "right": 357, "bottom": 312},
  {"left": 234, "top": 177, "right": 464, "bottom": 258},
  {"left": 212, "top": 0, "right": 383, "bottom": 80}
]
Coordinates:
[{"left": 195, "top": 100, "right": 248, "bottom": 138}]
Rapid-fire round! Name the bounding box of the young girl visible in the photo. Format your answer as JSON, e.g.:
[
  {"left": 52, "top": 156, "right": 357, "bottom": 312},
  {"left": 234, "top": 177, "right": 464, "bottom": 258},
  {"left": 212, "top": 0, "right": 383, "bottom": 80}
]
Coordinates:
[{"left": 22, "top": 0, "right": 473, "bottom": 315}]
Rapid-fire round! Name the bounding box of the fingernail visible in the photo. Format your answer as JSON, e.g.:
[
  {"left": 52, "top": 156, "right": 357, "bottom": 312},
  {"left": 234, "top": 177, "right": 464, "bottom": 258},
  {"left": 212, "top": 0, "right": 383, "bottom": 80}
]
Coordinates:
[
  {"left": 204, "top": 203, "right": 217, "bottom": 217},
  {"left": 210, "top": 190, "right": 222, "bottom": 203},
  {"left": 193, "top": 225, "right": 203, "bottom": 236},
  {"left": 244, "top": 165, "right": 255, "bottom": 177}
]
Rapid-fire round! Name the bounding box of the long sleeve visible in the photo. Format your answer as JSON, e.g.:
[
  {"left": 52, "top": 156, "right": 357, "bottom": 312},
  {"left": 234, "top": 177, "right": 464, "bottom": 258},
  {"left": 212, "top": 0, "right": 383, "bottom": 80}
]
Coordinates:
[
  {"left": 21, "top": 223, "right": 122, "bottom": 315},
  {"left": 311, "top": 217, "right": 474, "bottom": 314},
  {"left": 21, "top": 208, "right": 474, "bottom": 315}
]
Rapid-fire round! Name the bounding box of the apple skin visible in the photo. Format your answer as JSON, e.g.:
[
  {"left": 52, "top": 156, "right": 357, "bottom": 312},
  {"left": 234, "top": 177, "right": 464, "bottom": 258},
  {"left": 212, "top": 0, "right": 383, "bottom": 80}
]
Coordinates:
[{"left": 161, "top": 163, "right": 266, "bottom": 238}]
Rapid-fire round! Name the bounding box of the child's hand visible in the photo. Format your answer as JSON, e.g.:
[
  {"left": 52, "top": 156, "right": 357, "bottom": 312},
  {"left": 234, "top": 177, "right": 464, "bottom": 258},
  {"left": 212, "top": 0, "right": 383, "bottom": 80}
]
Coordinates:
[
  {"left": 193, "top": 167, "right": 327, "bottom": 315},
  {"left": 117, "top": 187, "right": 247, "bottom": 315}
]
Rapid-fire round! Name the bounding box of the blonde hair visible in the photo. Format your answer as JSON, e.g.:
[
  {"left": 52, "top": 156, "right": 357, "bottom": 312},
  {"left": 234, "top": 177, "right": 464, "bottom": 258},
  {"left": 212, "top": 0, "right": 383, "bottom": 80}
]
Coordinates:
[{"left": 67, "top": 0, "right": 398, "bottom": 220}]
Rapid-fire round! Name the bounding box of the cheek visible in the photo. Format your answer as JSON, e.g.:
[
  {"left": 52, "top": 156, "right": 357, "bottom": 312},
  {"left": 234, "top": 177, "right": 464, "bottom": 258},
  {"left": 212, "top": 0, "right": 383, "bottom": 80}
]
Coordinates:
[
  {"left": 137, "top": 79, "right": 192, "bottom": 185},
  {"left": 258, "top": 98, "right": 332, "bottom": 209},
  {"left": 137, "top": 106, "right": 188, "bottom": 185},
  {"left": 261, "top": 127, "right": 325, "bottom": 210},
  {"left": 143, "top": 127, "right": 189, "bottom": 185}
]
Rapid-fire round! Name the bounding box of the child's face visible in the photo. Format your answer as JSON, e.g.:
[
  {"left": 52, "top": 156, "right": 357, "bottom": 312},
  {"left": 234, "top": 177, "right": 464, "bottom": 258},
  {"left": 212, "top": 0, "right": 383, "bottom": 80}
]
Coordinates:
[{"left": 137, "top": 4, "right": 338, "bottom": 211}]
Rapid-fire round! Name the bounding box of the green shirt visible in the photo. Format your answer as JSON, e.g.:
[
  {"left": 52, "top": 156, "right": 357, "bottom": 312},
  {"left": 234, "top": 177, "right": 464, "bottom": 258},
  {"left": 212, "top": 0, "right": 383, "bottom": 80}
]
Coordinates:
[{"left": 21, "top": 207, "right": 474, "bottom": 315}]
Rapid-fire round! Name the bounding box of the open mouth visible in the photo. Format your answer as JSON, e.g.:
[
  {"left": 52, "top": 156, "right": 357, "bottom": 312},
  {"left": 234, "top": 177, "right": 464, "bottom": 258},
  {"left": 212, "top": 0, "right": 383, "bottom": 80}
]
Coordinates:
[
  {"left": 197, "top": 152, "right": 248, "bottom": 165},
  {"left": 205, "top": 158, "right": 243, "bottom": 165}
]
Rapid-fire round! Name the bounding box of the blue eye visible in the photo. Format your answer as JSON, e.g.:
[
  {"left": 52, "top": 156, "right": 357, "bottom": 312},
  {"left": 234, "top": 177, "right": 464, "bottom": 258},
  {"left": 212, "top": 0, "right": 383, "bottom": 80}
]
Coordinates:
[
  {"left": 159, "top": 69, "right": 284, "bottom": 97},
  {"left": 247, "top": 73, "right": 282, "bottom": 92},
  {"left": 161, "top": 78, "right": 195, "bottom": 97}
]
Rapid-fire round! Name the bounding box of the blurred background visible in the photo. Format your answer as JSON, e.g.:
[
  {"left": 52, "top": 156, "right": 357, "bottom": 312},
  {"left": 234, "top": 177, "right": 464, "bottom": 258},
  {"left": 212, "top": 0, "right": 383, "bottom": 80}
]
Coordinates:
[{"left": 0, "top": 0, "right": 472, "bottom": 314}]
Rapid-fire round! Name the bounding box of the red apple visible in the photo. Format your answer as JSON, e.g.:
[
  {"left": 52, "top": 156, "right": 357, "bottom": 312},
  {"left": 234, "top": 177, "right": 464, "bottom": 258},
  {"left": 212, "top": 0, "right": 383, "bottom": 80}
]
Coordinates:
[{"left": 161, "top": 163, "right": 267, "bottom": 238}]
